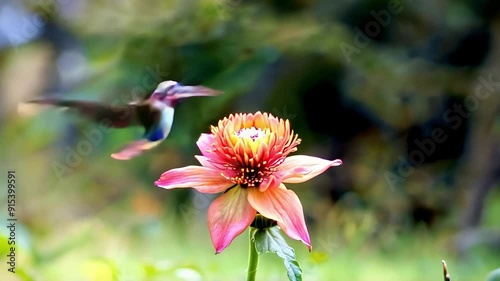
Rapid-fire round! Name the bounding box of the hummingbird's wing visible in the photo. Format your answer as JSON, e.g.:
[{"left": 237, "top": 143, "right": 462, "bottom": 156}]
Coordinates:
[
  {"left": 23, "top": 98, "right": 175, "bottom": 160},
  {"left": 24, "top": 98, "right": 142, "bottom": 128},
  {"left": 111, "top": 106, "right": 175, "bottom": 160}
]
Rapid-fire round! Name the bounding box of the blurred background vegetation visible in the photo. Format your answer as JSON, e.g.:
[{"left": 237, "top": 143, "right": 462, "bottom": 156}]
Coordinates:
[{"left": 0, "top": 0, "right": 499, "bottom": 280}]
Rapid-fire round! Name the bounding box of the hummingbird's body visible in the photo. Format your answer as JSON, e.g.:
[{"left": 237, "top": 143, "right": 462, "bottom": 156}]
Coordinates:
[{"left": 24, "top": 81, "right": 222, "bottom": 160}]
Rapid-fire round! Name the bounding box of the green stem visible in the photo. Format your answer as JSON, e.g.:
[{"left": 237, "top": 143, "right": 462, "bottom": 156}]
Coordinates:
[{"left": 247, "top": 229, "right": 259, "bottom": 281}]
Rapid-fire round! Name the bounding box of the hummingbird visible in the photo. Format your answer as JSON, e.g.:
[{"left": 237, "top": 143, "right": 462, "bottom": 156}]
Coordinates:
[{"left": 23, "top": 81, "right": 222, "bottom": 160}]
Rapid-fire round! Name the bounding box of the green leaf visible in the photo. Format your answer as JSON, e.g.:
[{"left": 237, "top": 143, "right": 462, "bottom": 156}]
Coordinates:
[{"left": 252, "top": 226, "right": 302, "bottom": 281}]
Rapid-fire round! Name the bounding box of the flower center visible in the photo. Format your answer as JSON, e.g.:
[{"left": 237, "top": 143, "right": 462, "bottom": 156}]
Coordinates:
[
  {"left": 234, "top": 166, "right": 269, "bottom": 188},
  {"left": 235, "top": 127, "right": 265, "bottom": 141},
  {"left": 229, "top": 127, "right": 273, "bottom": 188}
]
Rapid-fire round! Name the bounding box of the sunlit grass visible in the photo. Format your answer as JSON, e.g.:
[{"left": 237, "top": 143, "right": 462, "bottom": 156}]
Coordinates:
[
  {"left": 2, "top": 201, "right": 500, "bottom": 280},
  {"left": 1, "top": 210, "right": 498, "bottom": 281}
]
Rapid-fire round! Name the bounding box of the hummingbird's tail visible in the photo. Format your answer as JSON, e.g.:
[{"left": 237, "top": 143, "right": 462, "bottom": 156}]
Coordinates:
[{"left": 111, "top": 139, "right": 162, "bottom": 160}]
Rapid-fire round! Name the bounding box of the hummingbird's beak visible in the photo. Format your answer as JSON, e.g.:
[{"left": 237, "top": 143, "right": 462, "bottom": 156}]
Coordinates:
[{"left": 165, "top": 85, "right": 223, "bottom": 100}]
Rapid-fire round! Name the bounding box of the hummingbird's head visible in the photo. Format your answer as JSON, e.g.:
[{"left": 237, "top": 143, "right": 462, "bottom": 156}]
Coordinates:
[
  {"left": 151, "top": 80, "right": 222, "bottom": 106},
  {"left": 152, "top": 80, "right": 179, "bottom": 98}
]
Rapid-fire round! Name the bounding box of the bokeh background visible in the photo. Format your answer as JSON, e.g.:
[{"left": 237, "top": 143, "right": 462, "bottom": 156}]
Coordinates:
[{"left": 1, "top": 0, "right": 499, "bottom": 280}]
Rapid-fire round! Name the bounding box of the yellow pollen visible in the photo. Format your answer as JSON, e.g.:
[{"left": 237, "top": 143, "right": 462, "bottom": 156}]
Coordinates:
[{"left": 227, "top": 165, "right": 275, "bottom": 188}]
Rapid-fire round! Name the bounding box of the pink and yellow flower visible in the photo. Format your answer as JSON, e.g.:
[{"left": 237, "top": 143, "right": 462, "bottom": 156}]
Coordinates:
[{"left": 155, "top": 112, "right": 342, "bottom": 253}]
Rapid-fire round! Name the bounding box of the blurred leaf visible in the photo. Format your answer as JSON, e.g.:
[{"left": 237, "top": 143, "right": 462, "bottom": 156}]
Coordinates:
[
  {"left": 81, "top": 259, "right": 117, "bottom": 281},
  {"left": 486, "top": 268, "right": 500, "bottom": 281}
]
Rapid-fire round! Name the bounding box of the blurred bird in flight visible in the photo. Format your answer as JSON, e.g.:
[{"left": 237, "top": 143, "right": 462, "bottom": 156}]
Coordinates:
[{"left": 23, "top": 81, "right": 222, "bottom": 160}]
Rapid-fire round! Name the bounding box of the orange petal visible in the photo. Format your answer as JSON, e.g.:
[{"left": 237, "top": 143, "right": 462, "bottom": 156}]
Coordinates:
[
  {"left": 155, "top": 166, "right": 231, "bottom": 194},
  {"left": 247, "top": 184, "right": 311, "bottom": 249},
  {"left": 208, "top": 187, "right": 256, "bottom": 253},
  {"left": 279, "top": 155, "right": 343, "bottom": 184}
]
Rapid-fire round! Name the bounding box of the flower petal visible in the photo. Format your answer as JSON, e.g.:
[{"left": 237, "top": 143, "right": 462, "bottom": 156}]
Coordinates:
[
  {"left": 155, "top": 166, "right": 231, "bottom": 194},
  {"left": 195, "top": 155, "right": 238, "bottom": 178},
  {"left": 258, "top": 175, "right": 279, "bottom": 192},
  {"left": 195, "top": 155, "right": 217, "bottom": 169},
  {"left": 278, "top": 155, "right": 343, "bottom": 184},
  {"left": 196, "top": 133, "right": 215, "bottom": 157},
  {"left": 247, "top": 184, "right": 311, "bottom": 249},
  {"left": 208, "top": 186, "right": 257, "bottom": 253}
]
